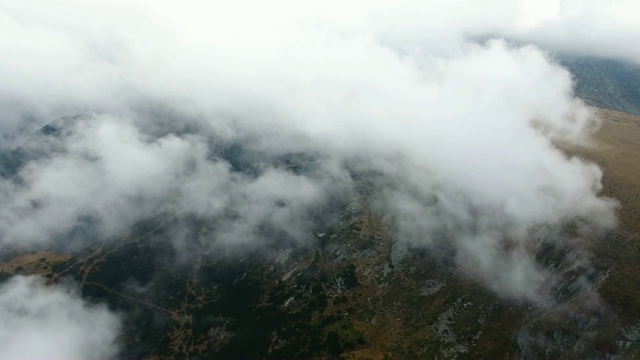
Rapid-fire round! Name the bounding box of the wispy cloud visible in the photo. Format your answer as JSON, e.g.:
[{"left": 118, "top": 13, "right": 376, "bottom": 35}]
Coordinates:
[{"left": 0, "top": 275, "right": 121, "bottom": 360}]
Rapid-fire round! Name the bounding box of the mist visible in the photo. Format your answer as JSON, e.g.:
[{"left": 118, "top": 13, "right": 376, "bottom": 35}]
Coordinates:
[
  {"left": 0, "top": 0, "right": 633, "bottom": 311},
  {"left": 0, "top": 275, "right": 121, "bottom": 360}
]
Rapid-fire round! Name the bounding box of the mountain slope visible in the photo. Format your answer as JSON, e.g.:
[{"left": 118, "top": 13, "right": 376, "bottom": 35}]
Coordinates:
[
  {"left": 1, "top": 108, "right": 639, "bottom": 359},
  {"left": 558, "top": 55, "right": 640, "bottom": 116}
]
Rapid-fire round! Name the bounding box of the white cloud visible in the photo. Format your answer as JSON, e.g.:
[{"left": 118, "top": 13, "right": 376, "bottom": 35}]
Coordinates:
[
  {"left": 0, "top": 115, "right": 346, "bottom": 250},
  {"left": 0, "top": 0, "right": 627, "bottom": 301},
  {"left": 0, "top": 275, "right": 121, "bottom": 360}
]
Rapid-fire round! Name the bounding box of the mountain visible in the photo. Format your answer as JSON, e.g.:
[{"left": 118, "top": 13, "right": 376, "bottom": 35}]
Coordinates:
[
  {"left": 0, "top": 108, "right": 638, "bottom": 359},
  {"left": 557, "top": 55, "right": 640, "bottom": 116},
  {"left": 1, "top": 59, "right": 640, "bottom": 359}
]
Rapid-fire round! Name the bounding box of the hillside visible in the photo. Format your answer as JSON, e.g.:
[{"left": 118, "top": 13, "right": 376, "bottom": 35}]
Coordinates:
[
  {"left": 0, "top": 108, "right": 639, "bottom": 359},
  {"left": 558, "top": 56, "right": 640, "bottom": 116}
]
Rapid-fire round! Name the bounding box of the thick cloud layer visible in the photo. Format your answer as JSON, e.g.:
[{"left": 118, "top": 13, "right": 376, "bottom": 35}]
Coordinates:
[
  {"left": 0, "top": 0, "right": 628, "bottom": 303},
  {"left": 0, "top": 275, "right": 121, "bottom": 360}
]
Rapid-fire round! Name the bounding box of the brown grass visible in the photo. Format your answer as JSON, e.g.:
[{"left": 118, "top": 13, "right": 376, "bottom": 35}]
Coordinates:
[
  {"left": 0, "top": 252, "right": 70, "bottom": 276},
  {"left": 579, "top": 108, "right": 640, "bottom": 234}
]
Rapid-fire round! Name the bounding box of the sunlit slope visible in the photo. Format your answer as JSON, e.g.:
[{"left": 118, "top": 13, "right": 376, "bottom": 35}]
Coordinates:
[{"left": 578, "top": 109, "right": 640, "bottom": 234}]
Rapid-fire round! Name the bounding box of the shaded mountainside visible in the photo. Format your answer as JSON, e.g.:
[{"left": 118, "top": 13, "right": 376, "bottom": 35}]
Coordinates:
[
  {"left": 1, "top": 109, "right": 640, "bottom": 359},
  {"left": 558, "top": 55, "right": 640, "bottom": 116}
]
